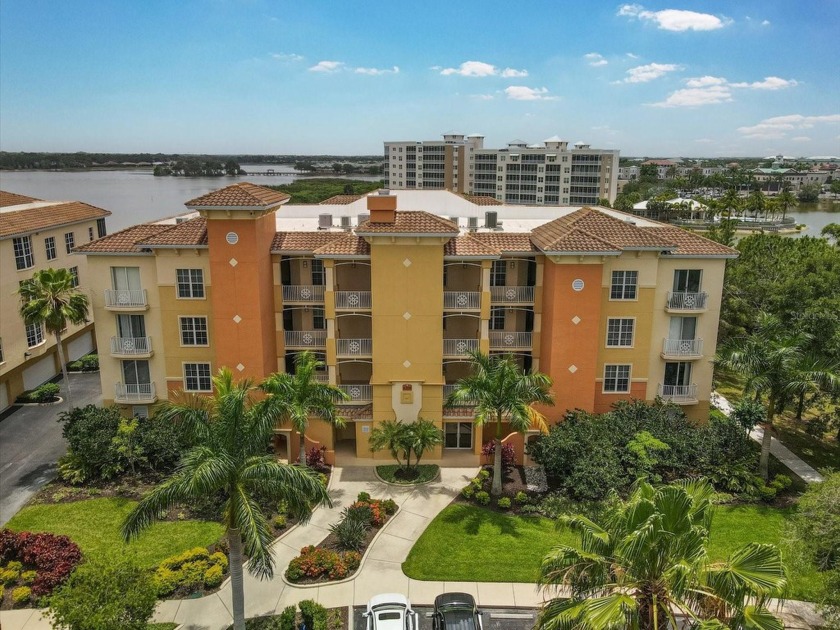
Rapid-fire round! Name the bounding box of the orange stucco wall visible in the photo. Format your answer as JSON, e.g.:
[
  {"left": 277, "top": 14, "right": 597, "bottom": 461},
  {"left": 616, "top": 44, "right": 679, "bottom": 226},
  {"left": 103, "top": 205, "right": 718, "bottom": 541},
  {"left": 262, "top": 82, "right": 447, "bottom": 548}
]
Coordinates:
[{"left": 593, "top": 381, "right": 647, "bottom": 414}]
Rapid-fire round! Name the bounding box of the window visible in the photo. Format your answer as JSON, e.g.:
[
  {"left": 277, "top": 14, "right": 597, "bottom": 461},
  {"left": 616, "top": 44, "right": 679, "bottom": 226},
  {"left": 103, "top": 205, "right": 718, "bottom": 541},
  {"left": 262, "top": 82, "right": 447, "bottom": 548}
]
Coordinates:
[
  {"left": 669, "top": 316, "right": 697, "bottom": 340},
  {"left": 69, "top": 266, "right": 79, "bottom": 287},
  {"left": 313, "top": 307, "right": 326, "bottom": 330},
  {"left": 64, "top": 232, "right": 75, "bottom": 254},
  {"left": 0, "top": 338, "right": 4, "bottom": 363},
  {"left": 606, "top": 318, "right": 634, "bottom": 347},
  {"left": 604, "top": 365, "right": 631, "bottom": 393},
  {"left": 673, "top": 269, "right": 702, "bottom": 293},
  {"left": 445, "top": 422, "right": 473, "bottom": 449},
  {"left": 132, "top": 406, "right": 149, "bottom": 419},
  {"left": 123, "top": 360, "right": 151, "bottom": 385},
  {"left": 491, "top": 260, "right": 507, "bottom": 286},
  {"left": 44, "top": 237, "right": 57, "bottom": 261},
  {"left": 117, "top": 314, "right": 146, "bottom": 338},
  {"left": 311, "top": 259, "right": 325, "bottom": 285},
  {"left": 610, "top": 270, "right": 638, "bottom": 300},
  {"left": 13, "top": 236, "right": 34, "bottom": 270},
  {"left": 664, "top": 362, "right": 692, "bottom": 387},
  {"left": 180, "top": 316, "right": 209, "bottom": 345},
  {"left": 26, "top": 323, "right": 45, "bottom": 348},
  {"left": 184, "top": 363, "right": 212, "bottom": 392},
  {"left": 88, "top": 227, "right": 94, "bottom": 241},
  {"left": 490, "top": 307, "right": 505, "bottom": 330},
  {"left": 96, "top": 218, "right": 107, "bottom": 238},
  {"left": 176, "top": 269, "right": 204, "bottom": 298}
]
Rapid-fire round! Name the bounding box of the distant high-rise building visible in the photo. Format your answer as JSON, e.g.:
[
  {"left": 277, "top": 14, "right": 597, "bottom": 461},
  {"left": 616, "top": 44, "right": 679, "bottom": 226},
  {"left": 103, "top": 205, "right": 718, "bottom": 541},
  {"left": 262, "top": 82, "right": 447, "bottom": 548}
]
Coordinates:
[{"left": 384, "top": 133, "right": 619, "bottom": 206}]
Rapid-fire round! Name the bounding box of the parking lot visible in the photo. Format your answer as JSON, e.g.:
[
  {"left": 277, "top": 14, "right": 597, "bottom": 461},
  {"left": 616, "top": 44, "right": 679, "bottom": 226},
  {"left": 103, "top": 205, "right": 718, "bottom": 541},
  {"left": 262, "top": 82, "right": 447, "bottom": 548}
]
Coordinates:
[{"left": 352, "top": 606, "right": 537, "bottom": 630}]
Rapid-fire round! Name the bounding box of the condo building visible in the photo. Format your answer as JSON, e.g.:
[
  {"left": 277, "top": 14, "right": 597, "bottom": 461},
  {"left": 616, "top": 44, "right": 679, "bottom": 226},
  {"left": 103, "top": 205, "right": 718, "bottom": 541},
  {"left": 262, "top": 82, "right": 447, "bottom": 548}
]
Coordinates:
[
  {"left": 78, "top": 183, "right": 735, "bottom": 465},
  {"left": 0, "top": 190, "right": 111, "bottom": 412},
  {"left": 384, "top": 133, "right": 620, "bottom": 206}
]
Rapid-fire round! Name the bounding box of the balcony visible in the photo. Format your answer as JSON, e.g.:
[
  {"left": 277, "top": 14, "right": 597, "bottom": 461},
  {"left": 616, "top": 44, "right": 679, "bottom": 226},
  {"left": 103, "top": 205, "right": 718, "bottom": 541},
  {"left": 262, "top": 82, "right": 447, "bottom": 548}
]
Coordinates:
[
  {"left": 661, "top": 338, "right": 703, "bottom": 359},
  {"left": 338, "top": 384, "right": 372, "bottom": 403},
  {"left": 443, "top": 291, "right": 481, "bottom": 311},
  {"left": 115, "top": 382, "right": 157, "bottom": 403},
  {"left": 489, "top": 332, "right": 532, "bottom": 350},
  {"left": 282, "top": 285, "right": 325, "bottom": 304},
  {"left": 110, "top": 336, "right": 153, "bottom": 358},
  {"left": 657, "top": 383, "right": 698, "bottom": 405},
  {"left": 284, "top": 330, "right": 327, "bottom": 349},
  {"left": 443, "top": 338, "right": 479, "bottom": 358},
  {"left": 490, "top": 286, "right": 535, "bottom": 304},
  {"left": 336, "top": 338, "right": 372, "bottom": 358},
  {"left": 666, "top": 291, "right": 708, "bottom": 312},
  {"left": 104, "top": 289, "right": 148, "bottom": 311},
  {"left": 335, "top": 291, "right": 371, "bottom": 310}
]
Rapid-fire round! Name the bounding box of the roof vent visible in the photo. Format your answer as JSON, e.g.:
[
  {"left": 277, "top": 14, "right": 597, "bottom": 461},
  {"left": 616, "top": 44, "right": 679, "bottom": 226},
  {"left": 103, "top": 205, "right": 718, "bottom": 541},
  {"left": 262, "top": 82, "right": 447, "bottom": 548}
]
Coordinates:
[
  {"left": 357, "top": 213, "right": 369, "bottom": 226},
  {"left": 467, "top": 216, "right": 479, "bottom": 231},
  {"left": 318, "top": 213, "right": 333, "bottom": 230},
  {"left": 485, "top": 211, "right": 498, "bottom": 229},
  {"left": 340, "top": 216, "right": 352, "bottom": 230}
]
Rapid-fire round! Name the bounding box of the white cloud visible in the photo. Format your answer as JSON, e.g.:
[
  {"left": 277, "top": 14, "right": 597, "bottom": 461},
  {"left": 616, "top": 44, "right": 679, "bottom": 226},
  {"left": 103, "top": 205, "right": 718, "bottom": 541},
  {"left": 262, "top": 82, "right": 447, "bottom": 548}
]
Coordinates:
[
  {"left": 730, "top": 76, "right": 798, "bottom": 90},
  {"left": 791, "top": 136, "right": 811, "bottom": 142},
  {"left": 355, "top": 65, "right": 399, "bottom": 75},
  {"left": 762, "top": 19, "right": 771, "bottom": 26},
  {"left": 737, "top": 114, "right": 840, "bottom": 138},
  {"left": 626, "top": 52, "right": 640, "bottom": 59},
  {"left": 584, "top": 53, "right": 608, "bottom": 67},
  {"left": 652, "top": 85, "right": 732, "bottom": 107},
  {"left": 620, "top": 62, "right": 681, "bottom": 83},
  {"left": 685, "top": 75, "right": 727, "bottom": 88},
  {"left": 471, "top": 94, "right": 495, "bottom": 100},
  {"left": 308, "top": 60, "right": 343, "bottom": 73},
  {"left": 618, "top": 4, "right": 731, "bottom": 31},
  {"left": 272, "top": 52, "right": 304, "bottom": 62},
  {"left": 439, "top": 60, "right": 528, "bottom": 78},
  {"left": 504, "top": 86, "right": 558, "bottom": 101},
  {"left": 501, "top": 67, "right": 529, "bottom": 77}
]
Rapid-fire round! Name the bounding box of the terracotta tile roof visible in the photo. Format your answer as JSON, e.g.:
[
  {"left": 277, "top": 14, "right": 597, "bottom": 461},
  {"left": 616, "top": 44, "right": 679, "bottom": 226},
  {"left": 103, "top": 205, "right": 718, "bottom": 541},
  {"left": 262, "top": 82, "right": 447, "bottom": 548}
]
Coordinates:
[
  {"left": 0, "top": 201, "right": 112, "bottom": 239},
  {"left": 271, "top": 231, "right": 346, "bottom": 253},
  {"left": 320, "top": 194, "right": 363, "bottom": 205},
  {"left": 543, "top": 230, "right": 622, "bottom": 254},
  {"left": 462, "top": 194, "right": 503, "bottom": 206},
  {"left": 356, "top": 211, "right": 459, "bottom": 235},
  {"left": 185, "top": 182, "right": 290, "bottom": 208},
  {"left": 313, "top": 233, "right": 370, "bottom": 257},
  {"left": 337, "top": 404, "right": 373, "bottom": 420},
  {"left": 644, "top": 226, "right": 739, "bottom": 257},
  {"left": 444, "top": 235, "right": 501, "bottom": 257},
  {"left": 136, "top": 218, "right": 208, "bottom": 247},
  {"left": 469, "top": 232, "right": 537, "bottom": 253},
  {"left": 74, "top": 224, "right": 170, "bottom": 254},
  {"left": 0, "top": 190, "right": 41, "bottom": 207}
]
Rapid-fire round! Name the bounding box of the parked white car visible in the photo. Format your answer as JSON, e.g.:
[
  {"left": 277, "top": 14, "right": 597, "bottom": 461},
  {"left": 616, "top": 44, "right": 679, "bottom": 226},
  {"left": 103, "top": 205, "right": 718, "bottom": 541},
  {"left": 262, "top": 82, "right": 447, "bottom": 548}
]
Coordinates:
[{"left": 364, "top": 593, "right": 420, "bottom": 630}]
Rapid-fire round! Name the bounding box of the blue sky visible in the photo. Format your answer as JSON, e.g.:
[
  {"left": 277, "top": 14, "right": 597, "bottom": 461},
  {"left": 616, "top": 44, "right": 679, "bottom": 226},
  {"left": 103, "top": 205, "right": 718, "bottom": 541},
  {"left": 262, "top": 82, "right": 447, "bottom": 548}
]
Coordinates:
[{"left": 1, "top": 0, "right": 838, "bottom": 157}]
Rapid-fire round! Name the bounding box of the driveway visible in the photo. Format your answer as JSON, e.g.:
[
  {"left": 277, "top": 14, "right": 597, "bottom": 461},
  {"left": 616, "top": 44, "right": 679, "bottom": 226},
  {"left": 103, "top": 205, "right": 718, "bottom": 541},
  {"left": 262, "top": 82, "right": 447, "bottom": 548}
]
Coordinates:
[
  {"left": 353, "top": 605, "right": 537, "bottom": 630},
  {"left": 0, "top": 372, "right": 102, "bottom": 525}
]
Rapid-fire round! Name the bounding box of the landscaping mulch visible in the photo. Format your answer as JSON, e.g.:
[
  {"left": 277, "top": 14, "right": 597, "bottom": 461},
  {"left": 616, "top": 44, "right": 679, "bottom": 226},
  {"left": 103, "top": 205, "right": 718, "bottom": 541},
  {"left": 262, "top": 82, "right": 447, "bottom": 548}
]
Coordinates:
[{"left": 454, "top": 465, "right": 538, "bottom": 515}]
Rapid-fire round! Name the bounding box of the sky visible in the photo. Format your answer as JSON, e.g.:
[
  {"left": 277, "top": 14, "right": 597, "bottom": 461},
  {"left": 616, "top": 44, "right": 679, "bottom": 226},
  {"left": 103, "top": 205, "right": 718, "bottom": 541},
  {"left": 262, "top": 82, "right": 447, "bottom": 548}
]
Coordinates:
[{"left": 1, "top": 0, "right": 839, "bottom": 157}]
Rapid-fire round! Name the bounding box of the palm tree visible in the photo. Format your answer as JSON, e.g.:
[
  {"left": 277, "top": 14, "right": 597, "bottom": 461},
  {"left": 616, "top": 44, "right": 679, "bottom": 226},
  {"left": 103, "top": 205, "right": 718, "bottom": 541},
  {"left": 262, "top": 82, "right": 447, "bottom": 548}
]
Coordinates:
[
  {"left": 260, "top": 351, "right": 348, "bottom": 465},
  {"left": 121, "top": 369, "right": 330, "bottom": 630},
  {"left": 746, "top": 189, "right": 766, "bottom": 220},
  {"left": 716, "top": 313, "right": 840, "bottom": 480},
  {"left": 406, "top": 418, "right": 444, "bottom": 469},
  {"left": 537, "top": 479, "right": 787, "bottom": 630},
  {"left": 369, "top": 419, "right": 412, "bottom": 470},
  {"left": 446, "top": 351, "right": 553, "bottom": 495},
  {"left": 18, "top": 268, "right": 89, "bottom": 408},
  {"left": 719, "top": 188, "right": 741, "bottom": 220},
  {"left": 776, "top": 187, "right": 798, "bottom": 222}
]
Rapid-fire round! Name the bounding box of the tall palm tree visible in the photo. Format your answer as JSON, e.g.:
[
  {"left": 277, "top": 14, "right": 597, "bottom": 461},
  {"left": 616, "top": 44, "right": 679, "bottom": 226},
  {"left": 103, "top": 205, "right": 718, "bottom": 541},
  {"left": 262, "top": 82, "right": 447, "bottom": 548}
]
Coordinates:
[
  {"left": 446, "top": 351, "right": 553, "bottom": 495},
  {"left": 716, "top": 313, "right": 840, "bottom": 479},
  {"left": 260, "top": 351, "right": 348, "bottom": 465},
  {"left": 719, "top": 188, "right": 741, "bottom": 220},
  {"left": 776, "top": 187, "right": 798, "bottom": 222},
  {"left": 537, "top": 479, "right": 787, "bottom": 630},
  {"left": 18, "top": 268, "right": 89, "bottom": 408},
  {"left": 121, "top": 369, "right": 330, "bottom": 630}
]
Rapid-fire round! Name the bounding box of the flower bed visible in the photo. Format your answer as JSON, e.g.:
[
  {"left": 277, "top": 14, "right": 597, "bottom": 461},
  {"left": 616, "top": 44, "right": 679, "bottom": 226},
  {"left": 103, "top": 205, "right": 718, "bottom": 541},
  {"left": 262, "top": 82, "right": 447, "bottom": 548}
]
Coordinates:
[
  {"left": 285, "top": 493, "right": 397, "bottom": 584},
  {"left": 458, "top": 467, "right": 537, "bottom": 515},
  {"left": 152, "top": 546, "right": 229, "bottom": 598}
]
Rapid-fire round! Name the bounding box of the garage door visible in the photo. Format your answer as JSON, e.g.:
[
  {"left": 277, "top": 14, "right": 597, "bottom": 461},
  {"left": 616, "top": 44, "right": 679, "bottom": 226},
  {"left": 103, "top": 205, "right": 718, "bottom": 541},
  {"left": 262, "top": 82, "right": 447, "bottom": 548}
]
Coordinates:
[
  {"left": 23, "top": 355, "right": 57, "bottom": 390},
  {"left": 0, "top": 382, "right": 8, "bottom": 412},
  {"left": 68, "top": 332, "right": 94, "bottom": 362}
]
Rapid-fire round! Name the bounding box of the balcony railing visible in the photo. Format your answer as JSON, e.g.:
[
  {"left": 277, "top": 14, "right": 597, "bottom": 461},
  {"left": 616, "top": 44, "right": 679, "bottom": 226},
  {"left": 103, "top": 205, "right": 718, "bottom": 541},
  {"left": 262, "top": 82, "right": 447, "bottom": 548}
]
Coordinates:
[
  {"left": 443, "top": 338, "right": 479, "bottom": 357},
  {"left": 489, "top": 331, "right": 532, "bottom": 350},
  {"left": 443, "top": 291, "right": 481, "bottom": 310},
  {"left": 284, "top": 330, "right": 327, "bottom": 348},
  {"left": 115, "top": 382, "right": 157, "bottom": 403},
  {"left": 335, "top": 291, "right": 371, "bottom": 310},
  {"left": 662, "top": 338, "right": 703, "bottom": 357},
  {"left": 658, "top": 383, "right": 698, "bottom": 403},
  {"left": 666, "top": 291, "right": 708, "bottom": 311},
  {"left": 313, "top": 373, "right": 330, "bottom": 383},
  {"left": 104, "top": 289, "right": 148, "bottom": 309},
  {"left": 110, "top": 336, "right": 152, "bottom": 356},
  {"left": 490, "top": 286, "right": 535, "bottom": 304},
  {"left": 336, "top": 338, "right": 372, "bottom": 357},
  {"left": 338, "top": 384, "right": 372, "bottom": 402},
  {"left": 282, "top": 285, "right": 325, "bottom": 303}
]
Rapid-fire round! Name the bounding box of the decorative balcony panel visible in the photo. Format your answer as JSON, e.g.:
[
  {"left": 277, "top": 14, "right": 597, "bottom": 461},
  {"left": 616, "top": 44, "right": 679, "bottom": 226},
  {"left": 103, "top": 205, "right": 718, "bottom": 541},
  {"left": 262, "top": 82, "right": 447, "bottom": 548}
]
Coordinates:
[
  {"left": 443, "top": 338, "right": 479, "bottom": 357},
  {"left": 284, "top": 330, "right": 327, "bottom": 349},
  {"left": 110, "top": 336, "right": 152, "bottom": 357},
  {"left": 666, "top": 291, "right": 708, "bottom": 311},
  {"left": 114, "top": 382, "right": 156, "bottom": 403},
  {"left": 336, "top": 338, "right": 372, "bottom": 357},
  {"left": 443, "top": 291, "right": 481, "bottom": 310},
  {"left": 104, "top": 289, "right": 148, "bottom": 310},
  {"left": 338, "top": 384, "right": 372, "bottom": 403},
  {"left": 335, "top": 291, "right": 371, "bottom": 310},
  {"left": 489, "top": 332, "right": 532, "bottom": 350},
  {"left": 490, "top": 286, "right": 535, "bottom": 304},
  {"left": 282, "top": 285, "right": 325, "bottom": 304},
  {"left": 661, "top": 338, "right": 703, "bottom": 358},
  {"left": 657, "top": 383, "right": 698, "bottom": 404}
]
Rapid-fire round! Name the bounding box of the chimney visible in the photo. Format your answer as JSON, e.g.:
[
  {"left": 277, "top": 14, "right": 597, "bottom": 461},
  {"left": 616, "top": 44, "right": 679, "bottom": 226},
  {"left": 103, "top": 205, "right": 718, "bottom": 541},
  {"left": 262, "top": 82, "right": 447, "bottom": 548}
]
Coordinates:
[{"left": 367, "top": 189, "right": 397, "bottom": 224}]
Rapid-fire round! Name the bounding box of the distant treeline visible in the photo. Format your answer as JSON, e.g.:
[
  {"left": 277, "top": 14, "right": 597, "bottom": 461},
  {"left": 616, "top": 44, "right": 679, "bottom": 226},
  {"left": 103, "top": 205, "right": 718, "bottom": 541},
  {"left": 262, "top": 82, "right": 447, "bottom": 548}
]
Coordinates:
[
  {"left": 268, "top": 178, "right": 384, "bottom": 204},
  {"left": 154, "top": 159, "right": 245, "bottom": 177}
]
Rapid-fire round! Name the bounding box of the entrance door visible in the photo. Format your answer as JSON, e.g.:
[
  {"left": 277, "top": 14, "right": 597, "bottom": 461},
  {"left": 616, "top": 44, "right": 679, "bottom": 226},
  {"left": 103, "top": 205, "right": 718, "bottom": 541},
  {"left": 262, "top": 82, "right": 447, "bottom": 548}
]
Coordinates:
[
  {"left": 117, "top": 314, "right": 146, "bottom": 338},
  {"left": 664, "top": 362, "right": 692, "bottom": 387},
  {"left": 669, "top": 316, "right": 696, "bottom": 340}
]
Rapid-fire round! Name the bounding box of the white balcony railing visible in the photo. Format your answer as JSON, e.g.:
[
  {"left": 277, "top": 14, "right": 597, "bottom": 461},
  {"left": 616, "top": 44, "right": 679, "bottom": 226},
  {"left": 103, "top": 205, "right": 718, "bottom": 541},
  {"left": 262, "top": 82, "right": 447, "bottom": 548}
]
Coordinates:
[
  {"left": 282, "top": 285, "right": 325, "bottom": 303},
  {"left": 443, "top": 338, "right": 479, "bottom": 357},
  {"left": 314, "top": 373, "right": 330, "bottom": 383},
  {"left": 490, "top": 286, "right": 535, "bottom": 304},
  {"left": 338, "top": 384, "right": 372, "bottom": 402},
  {"left": 666, "top": 291, "right": 708, "bottom": 310},
  {"left": 658, "top": 383, "right": 698, "bottom": 403},
  {"left": 444, "top": 291, "right": 481, "bottom": 310},
  {"left": 284, "top": 330, "right": 327, "bottom": 348},
  {"left": 105, "top": 289, "right": 148, "bottom": 309},
  {"left": 335, "top": 291, "right": 371, "bottom": 309},
  {"left": 115, "top": 382, "right": 156, "bottom": 402},
  {"left": 662, "top": 338, "right": 703, "bottom": 357},
  {"left": 110, "top": 336, "right": 152, "bottom": 356},
  {"left": 336, "top": 338, "right": 372, "bottom": 357},
  {"left": 489, "top": 331, "right": 533, "bottom": 350}
]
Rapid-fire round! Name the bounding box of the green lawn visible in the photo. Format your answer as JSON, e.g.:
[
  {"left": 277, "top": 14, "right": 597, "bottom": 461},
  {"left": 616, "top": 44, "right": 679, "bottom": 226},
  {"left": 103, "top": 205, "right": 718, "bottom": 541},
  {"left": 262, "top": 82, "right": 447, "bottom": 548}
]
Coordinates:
[
  {"left": 403, "top": 503, "right": 822, "bottom": 601},
  {"left": 5, "top": 497, "right": 225, "bottom": 568}
]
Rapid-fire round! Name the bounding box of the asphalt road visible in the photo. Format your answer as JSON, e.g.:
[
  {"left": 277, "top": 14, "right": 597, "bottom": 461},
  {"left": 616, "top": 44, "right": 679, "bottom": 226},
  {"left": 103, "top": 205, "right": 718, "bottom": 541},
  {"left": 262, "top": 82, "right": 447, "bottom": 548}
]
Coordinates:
[
  {"left": 0, "top": 372, "right": 102, "bottom": 525},
  {"left": 353, "top": 606, "right": 537, "bottom": 630}
]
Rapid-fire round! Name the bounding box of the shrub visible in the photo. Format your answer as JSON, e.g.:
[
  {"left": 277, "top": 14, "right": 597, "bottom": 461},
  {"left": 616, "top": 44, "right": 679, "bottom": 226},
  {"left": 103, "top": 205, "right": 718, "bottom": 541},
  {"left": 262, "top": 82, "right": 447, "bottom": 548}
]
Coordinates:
[
  {"left": 474, "top": 491, "right": 490, "bottom": 506},
  {"left": 299, "top": 599, "right": 328, "bottom": 630},
  {"left": 204, "top": 564, "right": 224, "bottom": 588},
  {"left": 17, "top": 382, "right": 61, "bottom": 404},
  {"left": 357, "top": 491, "right": 371, "bottom": 503},
  {"left": 12, "top": 585, "right": 31, "bottom": 605},
  {"left": 0, "top": 568, "right": 19, "bottom": 584},
  {"left": 210, "top": 551, "right": 228, "bottom": 572},
  {"left": 381, "top": 498, "right": 398, "bottom": 515},
  {"left": 279, "top": 606, "right": 297, "bottom": 630},
  {"left": 342, "top": 503, "right": 373, "bottom": 526},
  {"left": 153, "top": 547, "right": 227, "bottom": 596},
  {"left": 497, "top": 497, "right": 511, "bottom": 509},
  {"left": 79, "top": 354, "right": 99, "bottom": 371},
  {"left": 514, "top": 491, "right": 529, "bottom": 504},
  {"left": 520, "top": 504, "right": 541, "bottom": 515},
  {"left": 478, "top": 469, "right": 490, "bottom": 480},
  {"left": 0, "top": 529, "right": 82, "bottom": 597},
  {"left": 481, "top": 442, "right": 515, "bottom": 469},
  {"left": 461, "top": 485, "right": 475, "bottom": 499},
  {"left": 273, "top": 515, "right": 287, "bottom": 529},
  {"left": 306, "top": 447, "right": 327, "bottom": 470},
  {"left": 5, "top": 560, "right": 22, "bottom": 572},
  {"left": 285, "top": 545, "right": 358, "bottom": 582},
  {"left": 790, "top": 471, "right": 840, "bottom": 572},
  {"left": 329, "top": 518, "right": 367, "bottom": 552},
  {"left": 20, "top": 570, "right": 37, "bottom": 585},
  {"left": 0, "top": 584, "right": 3, "bottom": 601}
]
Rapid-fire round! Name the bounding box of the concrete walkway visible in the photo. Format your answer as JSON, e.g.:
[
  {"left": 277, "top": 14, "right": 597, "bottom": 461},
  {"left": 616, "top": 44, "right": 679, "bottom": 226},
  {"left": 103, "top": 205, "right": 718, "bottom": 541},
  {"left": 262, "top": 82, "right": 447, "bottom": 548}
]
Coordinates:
[{"left": 711, "top": 391, "right": 825, "bottom": 483}]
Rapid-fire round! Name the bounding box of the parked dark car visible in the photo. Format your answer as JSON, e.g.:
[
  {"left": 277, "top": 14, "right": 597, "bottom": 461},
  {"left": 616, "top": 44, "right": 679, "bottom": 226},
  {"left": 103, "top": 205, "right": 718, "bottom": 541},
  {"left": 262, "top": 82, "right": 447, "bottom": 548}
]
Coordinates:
[{"left": 432, "top": 592, "right": 484, "bottom": 630}]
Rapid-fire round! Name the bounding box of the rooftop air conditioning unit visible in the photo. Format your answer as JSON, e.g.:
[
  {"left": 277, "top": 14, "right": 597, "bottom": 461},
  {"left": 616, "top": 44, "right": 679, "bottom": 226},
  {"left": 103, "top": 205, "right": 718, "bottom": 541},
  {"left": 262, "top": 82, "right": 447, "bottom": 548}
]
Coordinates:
[
  {"left": 378, "top": 188, "right": 391, "bottom": 196},
  {"left": 340, "top": 216, "right": 352, "bottom": 230},
  {"left": 467, "top": 217, "right": 479, "bottom": 231},
  {"left": 318, "top": 213, "right": 333, "bottom": 229},
  {"left": 357, "top": 213, "right": 369, "bottom": 225},
  {"left": 485, "top": 211, "right": 499, "bottom": 229}
]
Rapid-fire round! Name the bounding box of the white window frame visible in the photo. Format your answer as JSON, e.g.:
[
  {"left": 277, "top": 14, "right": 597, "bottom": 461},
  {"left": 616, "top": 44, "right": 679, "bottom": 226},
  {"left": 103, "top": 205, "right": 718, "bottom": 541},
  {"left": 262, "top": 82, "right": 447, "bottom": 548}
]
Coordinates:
[
  {"left": 183, "top": 362, "right": 212, "bottom": 392},
  {"left": 606, "top": 318, "right": 635, "bottom": 347},
  {"left": 610, "top": 270, "right": 638, "bottom": 301},
  {"left": 176, "top": 269, "right": 205, "bottom": 299},
  {"left": 26, "top": 322, "right": 45, "bottom": 348},
  {"left": 69, "top": 266, "right": 79, "bottom": 288},
  {"left": 444, "top": 421, "right": 473, "bottom": 449},
  {"left": 179, "top": 316, "right": 209, "bottom": 346},
  {"left": 490, "top": 307, "right": 505, "bottom": 330},
  {"left": 64, "top": 232, "right": 75, "bottom": 254},
  {"left": 44, "top": 236, "right": 57, "bottom": 261},
  {"left": 13, "top": 236, "right": 34, "bottom": 270},
  {"left": 603, "top": 364, "right": 631, "bottom": 393}
]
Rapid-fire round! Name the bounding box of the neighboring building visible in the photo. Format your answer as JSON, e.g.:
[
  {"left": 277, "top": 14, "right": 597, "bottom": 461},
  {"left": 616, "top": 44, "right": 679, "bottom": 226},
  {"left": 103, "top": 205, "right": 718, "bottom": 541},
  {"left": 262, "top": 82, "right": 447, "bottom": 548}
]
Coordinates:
[
  {"left": 385, "top": 133, "right": 620, "bottom": 206},
  {"left": 0, "top": 191, "right": 111, "bottom": 411},
  {"left": 631, "top": 198, "right": 708, "bottom": 221},
  {"left": 750, "top": 168, "right": 831, "bottom": 191},
  {"left": 78, "top": 183, "right": 735, "bottom": 465}
]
